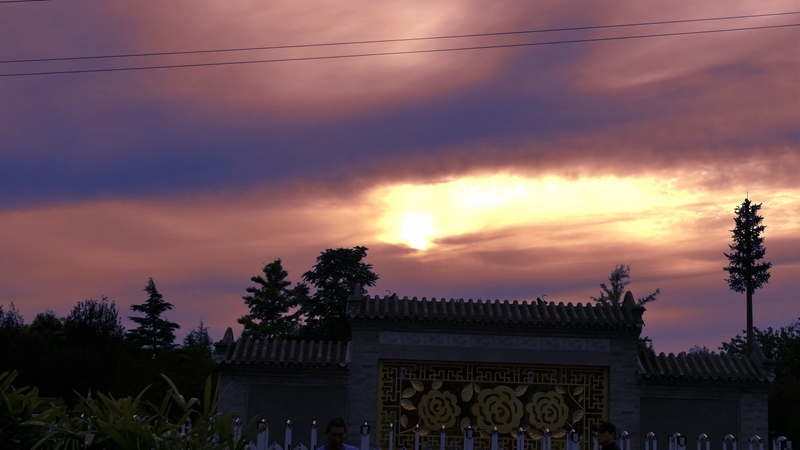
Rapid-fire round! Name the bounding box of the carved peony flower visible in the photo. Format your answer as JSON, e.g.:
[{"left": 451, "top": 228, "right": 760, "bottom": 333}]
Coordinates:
[
  {"left": 526, "top": 391, "right": 569, "bottom": 430},
  {"left": 470, "top": 386, "right": 523, "bottom": 434},
  {"left": 418, "top": 390, "right": 462, "bottom": 428}
]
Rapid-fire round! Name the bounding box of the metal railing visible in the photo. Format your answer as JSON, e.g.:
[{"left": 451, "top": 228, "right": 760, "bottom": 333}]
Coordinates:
[{"left": 245, "top": 421, "right": 792, "bottom": 450}]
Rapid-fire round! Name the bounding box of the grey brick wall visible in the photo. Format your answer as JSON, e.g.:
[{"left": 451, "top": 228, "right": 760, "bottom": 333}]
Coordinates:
[
  {"left": 740, "top": 390, "right": 769, "bottom": 443},
  {"left": 609, "top": 337, "right": 640, "bottom": 448},
  {"left": 218, "top": 373, "right": 249, "bottom": 421}
]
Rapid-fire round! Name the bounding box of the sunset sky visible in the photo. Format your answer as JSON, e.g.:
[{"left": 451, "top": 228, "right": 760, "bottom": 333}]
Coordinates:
[{"left": 2, "top": 0, "right": 798, "bottom": 354}]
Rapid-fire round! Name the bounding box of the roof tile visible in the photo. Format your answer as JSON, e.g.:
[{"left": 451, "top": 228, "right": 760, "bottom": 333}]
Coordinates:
[
  {"left": 346, "top": 293, "right": 645, "bottom": 330},
  {"left": 638, "top": 350, "right": 771, "bottom": 383}
]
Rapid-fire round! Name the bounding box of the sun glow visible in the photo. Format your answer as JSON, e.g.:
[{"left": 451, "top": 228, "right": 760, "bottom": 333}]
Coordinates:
[
  {"left": 398, "top": 212, "right": 435, "bottom": 250},
  {"left": 372, "top": 173, "right": 764, "bottom": 251}
]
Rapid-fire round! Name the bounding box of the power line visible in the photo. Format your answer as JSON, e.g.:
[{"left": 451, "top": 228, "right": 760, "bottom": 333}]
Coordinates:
[
  {"left": 2, "top": 10, "right": 798, "bottom": 65},
  {"left": 0, "top": 0, "right": 50, "bottom": 4},
  {"left": 1, "top": 22, "right": 798, "bottom": 78}
]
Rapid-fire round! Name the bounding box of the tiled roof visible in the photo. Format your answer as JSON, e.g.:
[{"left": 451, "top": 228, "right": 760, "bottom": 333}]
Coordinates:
[
  {"left": 347, "top": 289, "right": 644, "bottom": 330},
  {"left": 637, "top": 347, "right": 774, "bottom": 382},
  {"left": 214, "top": 327, "right": 350, "bottom": 367}
]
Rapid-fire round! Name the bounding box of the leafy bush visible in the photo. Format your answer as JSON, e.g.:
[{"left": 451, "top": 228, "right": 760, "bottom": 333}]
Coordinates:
[
  {"left": 24, "top": 375, "right": 262, "bottom": 449},
  {"left": 0, "top": 371, "right": 45, "bottom": 449}
]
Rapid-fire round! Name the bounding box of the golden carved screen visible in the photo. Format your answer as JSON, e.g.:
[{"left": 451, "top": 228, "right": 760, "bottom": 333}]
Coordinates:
[{"left": 377, "top": 360, "right": 608, "bottom": 450}]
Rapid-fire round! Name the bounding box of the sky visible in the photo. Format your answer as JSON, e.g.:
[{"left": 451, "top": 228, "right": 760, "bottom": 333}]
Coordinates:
[{"left": 1, "top": 0, "right": 798, "bottom": 354}]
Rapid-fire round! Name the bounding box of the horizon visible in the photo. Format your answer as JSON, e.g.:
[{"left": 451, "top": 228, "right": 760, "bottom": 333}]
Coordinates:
[{"left": 2, "top": 0, "right": 798, "bottom": 355}]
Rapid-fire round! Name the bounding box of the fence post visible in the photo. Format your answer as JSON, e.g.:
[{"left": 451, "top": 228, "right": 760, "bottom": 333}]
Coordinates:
[
  {"left": 256, "top": 419, "right": 268, "bottom": 450},
  {"left": 311, "top": 421, "right": 317, "bottom": 450},
  {"left": 646, "top": 432, "right": 657, "bottom": 450},
  {"left": 492, "top": 427, "right": 499, "bottom": 450},
  {"left": 750, "top": 436, "right": 764, "bottom": 450},
  {"left": 464, "top": 426, "right": 474, "bottom": 450},
  {"left": 361, "top": 422, "right": 371, "bottom": 450},
  {"left": 389, "top": 423, "right": 394, "bottom": 450},
  {"left": 723, "top": 435, "right": 738, "bottom": 450},
  {"left": 774, "top": 437, "right": 789, "bottom": 450},
  {"left": 670, "top": 434, "right": 686, "bottom": 450},
  {"left": 285, "top": 420, "right": 292, "bottom": 450},
  {"left": 543, "top": 428, "right": 552, "bottom": 450},
  {"left": 518, "top": 428, "right": 525, "bottom": 450},
  {"left": 414, "top": 424, "right": 420, "bottom": 450},
  {"left": 567, "top": 429, "right": 580, "bottom": 450},
  {"left": 620, "top": 431, "right": 630, "bottom": 450},
  {"left": 698, "top": 434, "right": 710, "bottom": 450}
]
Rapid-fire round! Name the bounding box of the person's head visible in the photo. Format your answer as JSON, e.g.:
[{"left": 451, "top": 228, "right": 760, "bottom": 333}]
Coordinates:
[
  {"left": 594, "top": 422, "right": 616, "bottom": 446},
  {"left": 325, "top": 417, "right": 347, "bottom": 450}
]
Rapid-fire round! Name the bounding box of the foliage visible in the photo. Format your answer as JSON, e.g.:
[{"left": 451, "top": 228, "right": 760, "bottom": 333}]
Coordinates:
[
  {"left": 688, "top": 345, "right": 710, "bottom": 354},
  {"left": 721, "top": 319, "right": 800, "bottom": 441},
  {"left": 0, "top": 303, "right": 25, "bottom": 329},
  {"left": 0, "top": 371, "right": 45, "bottom": 450},
  {"left": 637, "top": 336, "right": 655, "bottom": 357},
  {"left": 590, "top": 263, "right": 660, "bottom": 307},
  {"left": 237, "top": 259, "right": 302, "bottom": 340},
  {"left": 723, "top": 198, "right": 772, "bottom": 349},
  {"left": 28, "top": 375, "right": 264, "bottom": 450},
  {"left": 297, "top": 246, "right": 379, "bottom": 341},
  {"left": 183, "top": 321, "right": 214, "bottom": 355},
  {"left": 128, "top": 278, "right": 181, "bottom": 351},
  {"left": 111, "top": 343, "right": 215, "bottom": 410},
  {"left": 30, "top": 311, "right": 62, "bottom": 335},
  {"left": 63, "top": 297, "right": 124, "bottom": 344}
]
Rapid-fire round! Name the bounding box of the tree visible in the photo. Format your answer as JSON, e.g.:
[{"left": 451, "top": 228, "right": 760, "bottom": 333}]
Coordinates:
[
  {"left": 183, "top": 320, "right": 213, "bottom": 354},
  {"left": 128, "top": 278, "right": 180, "bottom": 351},
  {"left": 297, "top": 246, "right": 379, "bottom": 341},
  {"left": 721, "top": 319, "right": 800, "bottom": 440},
  {"left": 724, "top": 198, "right": 772, "bottom": 350},
  {"left": 0, "top": 302, "right": 24, "bottom": 329},
  {"left": 238, "top": 259, "right": 302, "bottom": 340},
  {"left": 590, "top": 263, "right": 660, "bottom": 306},
  {"left": 63, "top": 296, "right": 125, "bottom": 344}
]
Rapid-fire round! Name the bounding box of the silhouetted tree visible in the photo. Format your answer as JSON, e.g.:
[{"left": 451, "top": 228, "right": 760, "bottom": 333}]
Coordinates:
[
  {"left": 128, "top": 278, "right": 180, "bottom": 351},
  {"left": 0, "top": 302, "right": 24, "bottom": 329},
  {"left": 721, "top": 319, "right": 800, "bottom": 441},
  {"left": 238, "top": 259, "right": 302, "bottom": 340},
  {"left": 183, "top": 320, "right": 213, "bottom": 354},
  {"left": 63, "top": 296, "right": 124, "bottom": 344},
  {"left": 590, "top": 263, "right": 660, "bottom": 306},
  {"left": 724, "top": 198, "right": 772, "bottom": 350},
  {"left": 61, "top": 298, "right": 126, "bottom": 399},
  {"left": 297, "top": 246, "right": 378, "bottom": 341}
]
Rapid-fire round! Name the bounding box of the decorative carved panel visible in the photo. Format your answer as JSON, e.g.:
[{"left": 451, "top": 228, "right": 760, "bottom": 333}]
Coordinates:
[{"left": 377, "top": 360, "right": 608, "bottom": 450}]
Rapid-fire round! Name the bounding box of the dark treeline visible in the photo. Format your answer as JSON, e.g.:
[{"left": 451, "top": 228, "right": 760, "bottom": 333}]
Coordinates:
[
  {"left": 0, "top": 246, "right": 377, "bottom": 407},
  {"left": 1, "top": 241, "right": 797, "bottom": 440},
  {"left": 0, "top": 282, "right": 214, "bottom": 408}
]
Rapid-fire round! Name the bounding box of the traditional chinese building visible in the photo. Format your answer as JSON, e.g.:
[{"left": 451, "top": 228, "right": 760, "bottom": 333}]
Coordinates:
[{"left": 214, "top": 290, "right": 773, "bottom": 450}]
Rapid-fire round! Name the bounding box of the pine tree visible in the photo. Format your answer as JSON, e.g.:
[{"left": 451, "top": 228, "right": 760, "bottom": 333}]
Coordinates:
[
  {"left": 724, "top": 198, "right": 772, "bottom": 350},
  {"left": 238, "top": 259, "right": 303, "bottom": 340},
  {"left": 590, "top": 263, "right": 660, "bottom": 306},
  {"left": 183, "top": 320, "right": 213, "bottom": 354},
  {"left": 128, "top": 278, "right": 180, "bottom": 351},
  {"left": 297, "top": 246, "right": 378, "bottom": 342}
]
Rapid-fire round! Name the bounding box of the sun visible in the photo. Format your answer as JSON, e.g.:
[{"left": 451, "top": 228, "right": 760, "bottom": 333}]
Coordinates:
[{"left": 398, "top": 212, "right": 435, "bottom": 250}]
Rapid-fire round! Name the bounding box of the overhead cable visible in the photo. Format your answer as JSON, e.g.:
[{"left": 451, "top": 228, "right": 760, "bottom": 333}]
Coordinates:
[
  {"left": 1, "top": 22, "right": 798, "bottom": 78},
  {"left": 2, "top": 10, "right": 798, "bottom": 65}
]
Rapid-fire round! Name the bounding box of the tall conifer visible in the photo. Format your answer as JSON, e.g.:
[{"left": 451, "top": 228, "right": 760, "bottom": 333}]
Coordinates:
[
  {"left": 724, "top": 198, "right": 772, "bottom": 350},
  {"left": 128, "top": 278, "right": 180, "bottom": 351},
  {"left": 238, "top": 259, "right": 302, "bottom": 340}
]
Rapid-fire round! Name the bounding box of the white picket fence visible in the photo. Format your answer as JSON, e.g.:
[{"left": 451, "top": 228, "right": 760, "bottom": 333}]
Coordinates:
[{"left": 229, "top": 421, "right": 793, "bottom": 450}]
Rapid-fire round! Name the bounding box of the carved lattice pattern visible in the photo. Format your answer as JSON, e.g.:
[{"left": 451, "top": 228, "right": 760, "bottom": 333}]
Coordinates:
[{"left": 377, "top": 360, "right": 608, "bottom": 450}]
